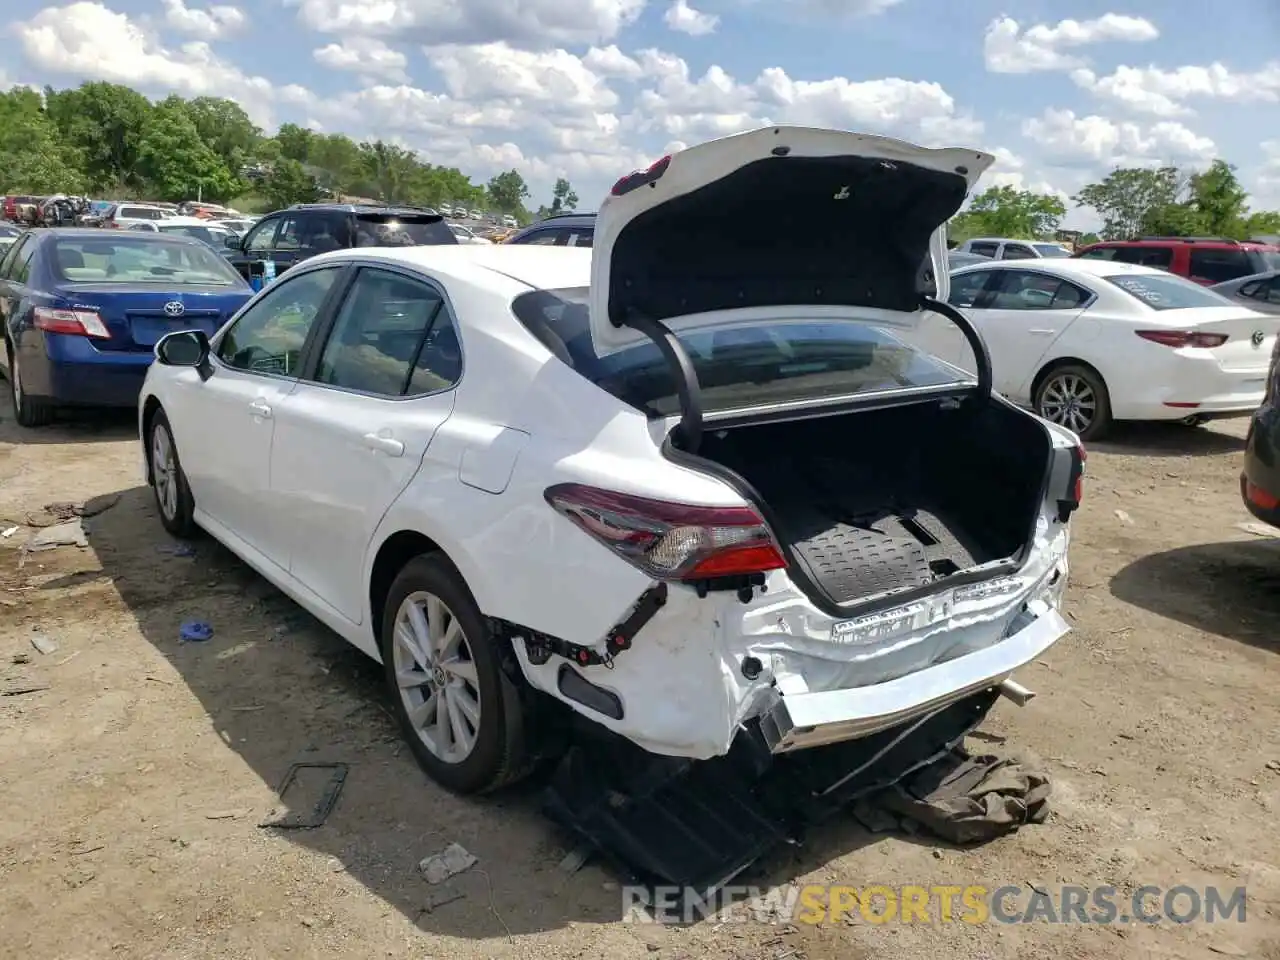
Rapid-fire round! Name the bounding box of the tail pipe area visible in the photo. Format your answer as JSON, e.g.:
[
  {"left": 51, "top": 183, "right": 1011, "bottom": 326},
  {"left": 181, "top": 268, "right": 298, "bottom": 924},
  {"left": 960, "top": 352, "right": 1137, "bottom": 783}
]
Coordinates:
[{"left": 997, "top": 677, "right": 1036, "bottom": 706}]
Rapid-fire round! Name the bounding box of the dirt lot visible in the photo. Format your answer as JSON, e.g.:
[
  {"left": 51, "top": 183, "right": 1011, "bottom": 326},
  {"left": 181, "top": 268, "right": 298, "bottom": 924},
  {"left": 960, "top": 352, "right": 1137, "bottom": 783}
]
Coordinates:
[{"left": 0, "top": 395, "right": 1277, "bottom": 960}]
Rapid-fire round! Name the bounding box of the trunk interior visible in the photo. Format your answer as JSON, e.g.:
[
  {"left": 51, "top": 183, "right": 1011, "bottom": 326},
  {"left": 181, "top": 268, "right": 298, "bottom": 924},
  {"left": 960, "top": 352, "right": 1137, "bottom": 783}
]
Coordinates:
[{"left": 692, "top": 398, "right": 1052, "bottom": 607}]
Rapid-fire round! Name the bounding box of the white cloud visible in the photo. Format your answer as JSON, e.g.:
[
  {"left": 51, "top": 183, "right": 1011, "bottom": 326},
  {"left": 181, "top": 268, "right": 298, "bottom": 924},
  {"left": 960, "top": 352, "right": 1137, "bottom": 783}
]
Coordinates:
[
  {"left": 13, "top": 1, "right": 307, "bottom": 126},
  {"left": 284, "top": 0, "right": 645, "bottom": 48},
  {"left": 313, "top": 37, "right": 409, "bottom": 83},
  {"left": 984, "top": 14, "right": 1158, "bottom": 74},
  {"left": 582, "top": 44, "right": 644, "bottom": 80},
  {"left": 425, "top": 42, "right": 620, "bottom": 111},
  {"left": 1021, "top": 108, "right": 1216, "bottom": 169},
  {"left": 664, "top": 0, "right": 718, "bottom": 35},
  {"left": 1073, "top": 62, "right": 1280, "bottom": 117},
  {"left": 160, "top": 0, "right": 245, "bottom": 40}
]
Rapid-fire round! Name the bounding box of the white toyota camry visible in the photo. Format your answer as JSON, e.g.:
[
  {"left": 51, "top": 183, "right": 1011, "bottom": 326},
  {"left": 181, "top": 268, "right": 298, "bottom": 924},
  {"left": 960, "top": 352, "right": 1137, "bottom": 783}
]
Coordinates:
[
  {"left": 138, "top": 126, "right": 1083, "bottom": 882},
  {"left": 934, "top": 257, "right": 1280, "bottom": 440}
]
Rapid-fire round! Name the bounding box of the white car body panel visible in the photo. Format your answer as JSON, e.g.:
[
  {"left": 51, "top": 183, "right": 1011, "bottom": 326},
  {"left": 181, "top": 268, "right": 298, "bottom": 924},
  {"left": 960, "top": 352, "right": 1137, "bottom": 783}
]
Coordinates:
[
  {"left": 947, "top": 259, "right": 1280, "bottom": 420},
  {"left": 588, "top": 126, "right": 993, "bottom": 356},
  {"left": 139, "top": 135, "right": 1075, "bottom": 762}
]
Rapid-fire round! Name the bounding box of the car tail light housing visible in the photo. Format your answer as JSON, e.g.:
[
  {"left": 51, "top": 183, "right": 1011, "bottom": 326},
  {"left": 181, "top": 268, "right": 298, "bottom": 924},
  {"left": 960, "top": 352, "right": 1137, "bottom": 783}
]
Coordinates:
[
  {"left": 1135, "top": 330, "right": 1228, "bottom": 348},
  {"left": 33, "top": 306, "right": 110, "bottom": 338},
  {"left": 610, "top": 155, "right": 672, "bottom": 197},
  {"left": 545, "top": 482, "right": 786, "bottom": 582}
]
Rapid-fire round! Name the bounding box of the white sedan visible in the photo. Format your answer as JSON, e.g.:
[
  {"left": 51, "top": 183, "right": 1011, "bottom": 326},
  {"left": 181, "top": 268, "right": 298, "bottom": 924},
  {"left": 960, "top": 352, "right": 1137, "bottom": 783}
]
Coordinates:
[
  {"left": 137, "top": 126, "right": 1080, "bottom": 882},
  {"left": 931, "top": 258, "right": 1280, "bottom": 440}
]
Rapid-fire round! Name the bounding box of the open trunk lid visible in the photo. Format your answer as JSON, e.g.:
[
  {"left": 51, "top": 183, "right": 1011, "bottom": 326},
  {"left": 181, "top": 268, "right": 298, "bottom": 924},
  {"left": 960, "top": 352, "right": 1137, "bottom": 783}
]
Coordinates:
[{"left": 587, "top": 126, "right": 994, "bottom": 357}]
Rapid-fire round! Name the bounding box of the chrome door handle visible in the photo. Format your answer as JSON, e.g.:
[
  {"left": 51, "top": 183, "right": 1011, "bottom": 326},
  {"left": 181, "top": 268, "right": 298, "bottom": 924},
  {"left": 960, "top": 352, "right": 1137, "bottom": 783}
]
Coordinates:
[
  {"left": 248, "top": 398, "right": 272, "bottom": 419},
  {"left": 1028, "top": 329, "right": 1056, "bottom": 335},
  {"left": 363, "top": 432, "right": 404, "bottom": 457}
]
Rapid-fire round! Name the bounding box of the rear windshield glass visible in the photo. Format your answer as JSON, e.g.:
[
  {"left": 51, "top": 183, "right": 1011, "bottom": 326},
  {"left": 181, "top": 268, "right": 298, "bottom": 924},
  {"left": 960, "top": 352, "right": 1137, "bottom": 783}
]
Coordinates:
[
  {"left": 354, "top": 215, "right": 456, "bottom": 246},
  {"left": 52, "top": 237, "right": 246, "bottom": 285},
  {"left": 512, "top": 287, "right": 972, "bottom": 417},
  {"left": 1104, "top": 273, "right": 1234, "bottom": 311},
  {"left": 157, "top": 224, "right": 232, "bottom": 245},
  {"left": 1033, "top": 244, "right": 1071, "bottom": 257},
  {"left": 119, "top": 207, "right": 166, "bottom": 220},
  {"left": 1253, "top": 251, "right": 1280, "bottom": 271}
]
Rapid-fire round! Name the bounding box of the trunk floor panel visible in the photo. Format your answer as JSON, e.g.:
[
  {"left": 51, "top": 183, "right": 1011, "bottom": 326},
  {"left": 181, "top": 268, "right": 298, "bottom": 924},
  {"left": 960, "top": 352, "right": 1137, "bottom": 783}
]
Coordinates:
[{"left": 543, "top": 689, "right": 1000, "bottom": 894}]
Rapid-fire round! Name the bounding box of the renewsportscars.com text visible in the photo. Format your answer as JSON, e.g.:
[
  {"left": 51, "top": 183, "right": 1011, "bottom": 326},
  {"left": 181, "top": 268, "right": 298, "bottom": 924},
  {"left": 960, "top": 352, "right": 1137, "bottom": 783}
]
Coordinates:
[{"left": 623, "top": 884, "right": 1248, "bottom": 926}]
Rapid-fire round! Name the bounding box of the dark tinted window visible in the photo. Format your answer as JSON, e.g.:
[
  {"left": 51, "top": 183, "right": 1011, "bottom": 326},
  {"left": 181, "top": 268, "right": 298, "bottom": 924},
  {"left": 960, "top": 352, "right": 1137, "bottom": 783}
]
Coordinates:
[
  {"left": 1105, "top": 273, "right": 1235, "bottom": 311},
  {"left": 217, "top": 267, "right": 340, "bottom": 374},
  {"left": 1113, "top": 245, "right": 1173, "bottom": 269},
  {"left": 314, "top": 267, "right": 458, "bottom": 396},
  {"left": 948, "top": 269, "right": 994, "bottom": 307},
  {"left": 1077, "top": 246, "right": 1117, "bottom": 260},
  {"left": 512, "top": 287, "right": 970, "bottom": 417},
  {"left": 512, "top": 229, "right": 564, "bottom": 246},
  {"left": 1189, "top": 249, "right": 1254, "bottom": 284},
  {"left": 968, "top": 242, "right": 998, "bottom": 257},
  {"left": 245, "top": 217, "right": 279, "bottom": 253},
  {"left": 988, "top": 271, "right": 1090, "bottom": 310},
  {"left": 9, "top": 237, "right": 36, "bottom": 283},
  {"left": 353, "top": 214, "right": 457, "bottom": 246},
  {"left": 0, "top": 235, "right": 29, "bottom": 278},
  {"left": 1001, "top": 244, "right": 1036, "bottom": 260}
]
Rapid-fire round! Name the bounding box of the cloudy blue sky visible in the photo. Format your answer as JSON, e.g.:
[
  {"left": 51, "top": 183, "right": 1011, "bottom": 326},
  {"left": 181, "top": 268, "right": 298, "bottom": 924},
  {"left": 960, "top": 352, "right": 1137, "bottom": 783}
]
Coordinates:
[{"left": 3, "top": 0, "right": 1280, "bottom": 227}]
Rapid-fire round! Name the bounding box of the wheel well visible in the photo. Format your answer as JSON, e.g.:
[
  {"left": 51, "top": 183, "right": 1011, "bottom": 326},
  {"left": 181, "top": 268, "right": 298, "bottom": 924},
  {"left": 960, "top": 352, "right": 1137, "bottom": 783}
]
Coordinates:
[
  {"left": 368, "top": 531, "right": 443, "bottom": 648},
  {"left": 1030, "top": 357, "right": 1108, "bottom": 403},
  {"left": 140, "top": 396, "right": 163, "bottom": 483}
]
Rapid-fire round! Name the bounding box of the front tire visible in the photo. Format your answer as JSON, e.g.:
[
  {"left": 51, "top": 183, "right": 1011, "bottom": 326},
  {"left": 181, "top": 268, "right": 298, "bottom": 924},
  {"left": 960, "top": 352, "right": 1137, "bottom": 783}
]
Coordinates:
[
  {"left": 1034, "top": 364, "right": 1112, "bottom": 441},
  {"left": 381, "top": 554, "right": 534, "bottom": 794},
  {"left": 149, "top": 409, "right": 197, "bottom": 537},
  {"left": 7, "top": 344, "right": 55, "bottom": 428}
]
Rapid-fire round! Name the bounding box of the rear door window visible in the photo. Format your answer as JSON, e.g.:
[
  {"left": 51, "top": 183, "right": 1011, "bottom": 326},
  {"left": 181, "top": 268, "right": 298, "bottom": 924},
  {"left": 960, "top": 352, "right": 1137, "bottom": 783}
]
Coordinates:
[
  {"left": 968, "top": 242, "right": 998, "bottom": 257},
  {"left": 10, "top": 238, "right": 37, "bottom": 283},
  {"left": 1000, "top": 244, "right": 1036, "bottom": 260},
  {"left": 1189, "top": 248, "right": 1254, "bottom": 284},
  {"left": 988, "top": 271, "right": 1089, "bottom": 310},
  {"left": 1113, "top": 246, "right": 1173, "bottom": 269},
  {"left": 512, "top": 287, "right": 971, "bottom": 418},
  {"left": 514, "top": 229, "right": 567, "bottom": 245},
  {"left": 566, "top": 230, "right": 593, "bottom": 247},
  {"left": 120, "top": 207, "right": 164, "bottom": 220},
  {"left": 1077, "top": 246, "right": 1117, "bottom": 260}
]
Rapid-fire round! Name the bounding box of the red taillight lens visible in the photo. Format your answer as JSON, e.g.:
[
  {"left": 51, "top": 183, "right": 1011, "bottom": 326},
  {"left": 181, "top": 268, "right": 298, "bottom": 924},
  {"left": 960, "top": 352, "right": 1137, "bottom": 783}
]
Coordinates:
[
  {"left": 610, "top": 155, "right": 672, "bottom": 197},
  {"left": 1136, "top": 330, "right": 1228, "bottom": 348},
  {"left": 33, "top": 306, "right": 110, "bottom": 338},
  {"left": 544, "top": 482, "right": 787, "bottom": 581}
]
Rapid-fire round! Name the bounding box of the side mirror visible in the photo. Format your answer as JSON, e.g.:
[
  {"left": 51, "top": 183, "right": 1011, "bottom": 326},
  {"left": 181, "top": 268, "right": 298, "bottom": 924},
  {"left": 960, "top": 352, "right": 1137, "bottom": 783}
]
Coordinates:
[{"left": 155, "top": 329, "right": 210, "bottom": 372}]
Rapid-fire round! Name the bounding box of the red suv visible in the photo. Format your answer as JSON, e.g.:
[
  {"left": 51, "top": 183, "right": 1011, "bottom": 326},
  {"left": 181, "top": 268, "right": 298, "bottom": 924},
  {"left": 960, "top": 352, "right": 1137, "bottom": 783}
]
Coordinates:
[{"left": 1073, "top": 237, "right": 1280, "bottom": 285}]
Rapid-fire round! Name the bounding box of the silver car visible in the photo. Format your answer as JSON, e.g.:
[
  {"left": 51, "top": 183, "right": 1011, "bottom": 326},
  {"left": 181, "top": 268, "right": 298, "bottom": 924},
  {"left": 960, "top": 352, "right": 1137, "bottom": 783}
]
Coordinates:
[{"left": 1210, "top": 269, "right": 1280, "bottom": 315}]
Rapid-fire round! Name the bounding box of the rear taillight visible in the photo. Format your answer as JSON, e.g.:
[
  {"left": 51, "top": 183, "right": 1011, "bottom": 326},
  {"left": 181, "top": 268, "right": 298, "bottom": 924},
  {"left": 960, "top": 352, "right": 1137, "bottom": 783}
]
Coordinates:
[
  {"left": 544, "top": 482, "right": 787, "bottom": 582},
  {"left": 1055, "top": 443, "right": 1085, "bottom": 522},
  {"left": 1136, "top": 330, "right": 1228, "bottom": 348},
  {"left": 33, "top": 306, "right": 110, "bottom": 338}
]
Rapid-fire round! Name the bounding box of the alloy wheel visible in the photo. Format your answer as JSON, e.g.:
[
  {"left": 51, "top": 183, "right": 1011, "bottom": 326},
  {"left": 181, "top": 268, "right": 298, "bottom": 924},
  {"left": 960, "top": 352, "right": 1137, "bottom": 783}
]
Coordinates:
[
  {"left": 1038, "top": 373, "right": 1096, "bottom": 435},
  {"left": 152, "top": 424, "right": 178, "bottom": 521},
  {"left": 392, "top": 590, "right": 482, "bottom": 763}
]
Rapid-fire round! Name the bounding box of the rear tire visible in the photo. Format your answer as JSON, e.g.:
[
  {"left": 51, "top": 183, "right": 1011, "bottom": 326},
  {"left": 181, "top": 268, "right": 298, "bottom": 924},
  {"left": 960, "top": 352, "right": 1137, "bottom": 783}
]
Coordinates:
[
  {"left": 6, "top": 344, "right": 55, "bottom": 428},
  {"left": 148, "top": 409, "right": 197, "bottom": 538},
  {"left": 1033, "top": 363, "right": 1112, "bottom": 441},
  {"left": 381, "top": 553, "right": 534, "bottom": 794}
]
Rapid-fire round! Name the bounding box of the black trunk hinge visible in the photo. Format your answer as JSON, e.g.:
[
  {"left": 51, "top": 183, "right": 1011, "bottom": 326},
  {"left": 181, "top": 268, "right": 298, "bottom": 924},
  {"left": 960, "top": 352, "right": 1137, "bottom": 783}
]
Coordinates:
[
  {"left": 921, "top": 296, "right": 994, "bottom": 401},
  {"left": 504, "top": 583, "right": 669, "bottom": 670},
  {"left": 617, "top": 309, "right": 704, "bottom": 453}
]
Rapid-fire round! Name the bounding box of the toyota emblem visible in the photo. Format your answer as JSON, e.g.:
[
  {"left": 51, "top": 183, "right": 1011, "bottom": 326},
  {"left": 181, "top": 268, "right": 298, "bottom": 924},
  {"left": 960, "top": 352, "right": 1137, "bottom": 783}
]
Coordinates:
[
  {"left": 1252, "top": 330, "right": 1266, "bottom": 347},
  {"left": 163, "top": 300, "right": 185, "bottom": 317}
]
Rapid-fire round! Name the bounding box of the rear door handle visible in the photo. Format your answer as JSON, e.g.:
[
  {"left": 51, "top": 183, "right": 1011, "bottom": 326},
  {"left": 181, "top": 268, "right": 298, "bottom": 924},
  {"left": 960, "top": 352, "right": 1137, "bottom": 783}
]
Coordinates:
[
  {"left": 363, "top": 432, "right": 404, "bottom": 457},
  {"left": 1029, "top": 329, "right": 1056, "bottom": 335},
  {"left": 248, "top": 398, "right": 272, "bottom": 419}
]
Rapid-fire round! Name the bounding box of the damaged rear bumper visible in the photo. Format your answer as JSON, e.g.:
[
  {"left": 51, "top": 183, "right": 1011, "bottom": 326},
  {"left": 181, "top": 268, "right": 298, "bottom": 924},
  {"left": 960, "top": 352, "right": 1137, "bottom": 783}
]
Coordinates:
[{"left": 759, "top": 602, "right": 1069, "bottom": 753}]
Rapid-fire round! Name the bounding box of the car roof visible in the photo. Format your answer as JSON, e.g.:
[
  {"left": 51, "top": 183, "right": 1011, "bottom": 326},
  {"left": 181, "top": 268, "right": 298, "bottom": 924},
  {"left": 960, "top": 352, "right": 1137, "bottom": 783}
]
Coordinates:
[
  {"left": 156, "top": 216, "right": 229, "bottom": 227},
  {"left": 951, "top": 257, "right": 1167, "bottom": 279},
  {"left": 305, "top": 244, "right": 592, "bottom": 293}
]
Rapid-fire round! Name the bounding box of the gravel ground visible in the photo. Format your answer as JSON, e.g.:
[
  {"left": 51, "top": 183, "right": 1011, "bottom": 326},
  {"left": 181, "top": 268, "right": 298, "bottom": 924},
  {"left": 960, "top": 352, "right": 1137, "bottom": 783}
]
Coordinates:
[{"left": 0, "top": 397, "right": 1277, "bottom": 960}]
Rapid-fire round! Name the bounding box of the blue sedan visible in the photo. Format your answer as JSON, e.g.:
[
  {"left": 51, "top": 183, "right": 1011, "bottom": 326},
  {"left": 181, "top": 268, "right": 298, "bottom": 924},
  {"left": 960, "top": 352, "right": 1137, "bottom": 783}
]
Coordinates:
[{"left": 0, "top": 229, "right": 253, "bottom": 427}]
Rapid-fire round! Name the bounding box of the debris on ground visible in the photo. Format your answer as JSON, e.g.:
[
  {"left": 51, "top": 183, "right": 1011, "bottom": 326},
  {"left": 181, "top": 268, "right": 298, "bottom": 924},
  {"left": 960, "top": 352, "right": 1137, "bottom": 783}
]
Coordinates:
[
  {"left": 205, "top": 809, "right": 252, "bottom": 820},
  {"left": 1235, "top": 521, "right": 1280, "bottom": 539},
  {"left": 2, "top": 683, "right": 50, "bottom": 697},
  {"left": 179, "top": 621, "right": 214, "bottom": 643},
  {"left": 29, "top": 496, "right": 120, "bottom": 526},
  {"left": 877, "top": 751, "right": 1051, "bottom": 845},
  {"left": 19, "top": 519, "right": 89, "bottom": 567},
  {"left": 557, "top": 844, "right": 592, "bottom": 875},
  {"left": 1114, "top": 509, "right": 1135, "bottom": 526},
  {"left": 157, "top": 543, "right": 197, "bottom": 558},
  {"left": 30, "top": 632, "right": 59, "bottom": 656},
  {"left": 1, "top": 526, "right": 17, "bottom": 539},
  {"left": 419, "top": 843, "right": 478, "bottom": 884},
  {"left": 259, "top": 762, "right": 348, "bottom": 829}
]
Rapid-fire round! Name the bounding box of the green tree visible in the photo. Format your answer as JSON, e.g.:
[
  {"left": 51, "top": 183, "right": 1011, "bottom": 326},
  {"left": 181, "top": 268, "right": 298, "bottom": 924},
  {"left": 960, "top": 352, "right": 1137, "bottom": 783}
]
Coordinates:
[
  {"left": 950, "top": 186, "right": 1066, "bottom": 240},
  {"left": 274, "top": 123, "right": 317, "bottom": 164},
  {"left": 0, "top": 88, "right": 87, "bottom": 193},
  {"left": 43, "top": 81, "right": 152, "bottom": 191},
  {"left": 550, "top": 177, "right": 579, "bottom": 214},
  {"left": 487, "top": 169, "right": 530, "bottom": 214},
  {"left": 1186, "top": 160, "right": 1249, "bottom": 237},
  {"left": 1073, "top": 167, "right": 1184, "bottom": 240},
  {"left": 260, "top": 158, "right": 322, "bottom": 209},
  {"left": 136, "top": 101, "right": 239, "bottom": 202},
  {"left": 307, "top": 134, "right": 363, "bottom": 195},
  {"left": 184, "top": 96, "right": 261, "bottom": 172},
  {"left": 358, "top": 140, "right": 421, "bottom": 203},
  {"left": 1243, "top": 210, "right": 1280, "bottom": 238}
]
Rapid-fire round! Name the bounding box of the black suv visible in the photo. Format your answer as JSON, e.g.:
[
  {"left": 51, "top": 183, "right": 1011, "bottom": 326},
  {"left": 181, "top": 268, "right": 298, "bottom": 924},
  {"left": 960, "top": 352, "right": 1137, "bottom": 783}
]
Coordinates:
[
  {"left": 504, "top": 212, "right": 595, "bottom": 247},
  {"left": 226, "top": 203, "right": 457, "bottom": 281}
]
